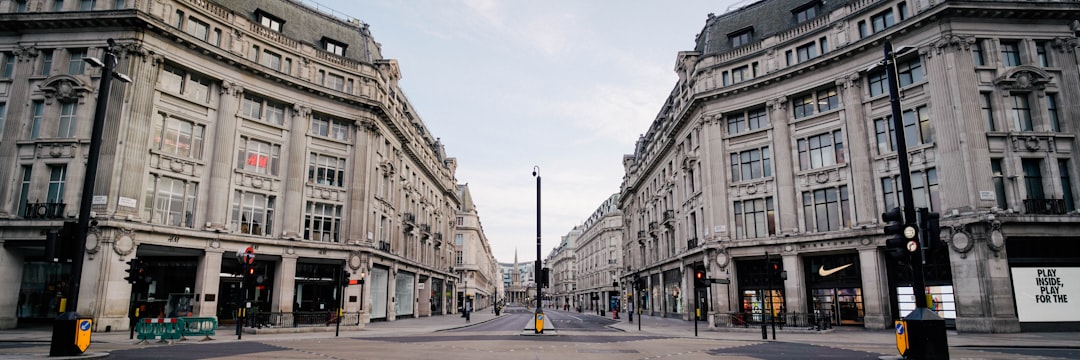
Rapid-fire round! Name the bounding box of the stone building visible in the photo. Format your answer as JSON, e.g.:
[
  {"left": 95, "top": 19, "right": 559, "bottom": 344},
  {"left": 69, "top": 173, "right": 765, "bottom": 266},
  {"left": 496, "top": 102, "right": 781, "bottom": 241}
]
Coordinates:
[
  {"left": 453, "top": 184, "right": 500, "bottom": 312},
  {"left": 620, "top": 0, "right": 1080, "bottom": 332},
  {"left": 572, "top": 194, "right": 623, "bottom": 315},
  {"left": 546, "top": 227, "right": 578, "bottom": 310},
  {"left": 0, "top": 0, "right": 461, "bottom": 331}
]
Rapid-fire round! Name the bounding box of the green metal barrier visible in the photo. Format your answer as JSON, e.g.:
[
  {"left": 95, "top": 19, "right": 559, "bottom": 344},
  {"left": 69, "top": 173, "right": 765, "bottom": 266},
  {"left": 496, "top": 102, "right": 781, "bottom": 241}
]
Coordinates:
[
  {"left": 178, "top": 317, "right": 217, "bottom": 341},
  {"left": 134, "top": 318, "right": 182, "bottom": 344}
]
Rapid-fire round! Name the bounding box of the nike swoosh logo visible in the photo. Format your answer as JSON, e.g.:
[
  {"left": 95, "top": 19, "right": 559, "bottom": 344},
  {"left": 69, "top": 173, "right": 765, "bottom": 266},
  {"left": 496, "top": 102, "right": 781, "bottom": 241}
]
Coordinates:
[{"left": 818, "top": 263, "right": 853, "bottom": 277}]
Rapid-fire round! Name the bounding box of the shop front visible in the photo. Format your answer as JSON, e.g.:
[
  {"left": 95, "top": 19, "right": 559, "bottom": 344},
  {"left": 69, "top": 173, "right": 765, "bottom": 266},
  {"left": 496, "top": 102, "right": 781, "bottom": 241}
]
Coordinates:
[
  {"left": 736, "top": 259, "right": 784, "bottom": 323},
  {"left": 1006, "top": 237, "right": 1080, "bottom": 331},
  {"left": 885, "top": 245, "right": 954, "bottom": 327},
  {"left": 804, "top": 253, "right": 864, "bottom": 326}
]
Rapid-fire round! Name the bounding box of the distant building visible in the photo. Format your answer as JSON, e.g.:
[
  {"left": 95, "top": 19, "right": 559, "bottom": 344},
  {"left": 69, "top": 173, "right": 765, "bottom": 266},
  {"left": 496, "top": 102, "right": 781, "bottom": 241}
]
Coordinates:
[
  {"left": 499, "top": 251, "right": 535, "bottom": 305},
  {"left": 621, "top": 0, "right": 1080, "bottom": 332},
  {"left": 571, "top": 195, "right": 623, "bottom": 314},
  {"left": 454, "top": 184, "right": 500, "bottom": 311}
]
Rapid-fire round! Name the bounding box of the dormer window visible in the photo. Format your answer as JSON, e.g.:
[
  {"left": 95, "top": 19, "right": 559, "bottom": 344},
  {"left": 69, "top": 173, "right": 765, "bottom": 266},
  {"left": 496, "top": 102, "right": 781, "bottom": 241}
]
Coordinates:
[
  {"left": 793, "top": 2, "right": 820, "bottom": 23},
  {"left": 729, "top": 28, "right": 753, "bottom": 48},
  {"left": 256, "top": 10, "right": 284, "bottom": 32},
  {"left": 323, "top": 37, "right": 347, "bottom": 56}
]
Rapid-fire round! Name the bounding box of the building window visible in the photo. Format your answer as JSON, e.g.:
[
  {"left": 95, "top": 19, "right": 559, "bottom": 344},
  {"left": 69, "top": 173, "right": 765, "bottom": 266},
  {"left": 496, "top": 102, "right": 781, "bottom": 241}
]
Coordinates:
[
  {"left": 1, "top": 52, "right": 14, "bottom": 78},
  {"left": 972, "top": 40, "right": 985, "bottom": 66},
  {"left": 48, "top": 165, "right": 67, "bottom": 203},
  {"left": 793, "top": 3, "right": 818, "bottom": 23},
  {"left": 897, "top": 1, "right": 909, "bottom": 20},
  {"left": 727, "top": 107, "right": 768, "bottom": 135},
  {"left": 871, "top": 9, "right": 895, "bottom": 33},
  {"left": 186, "top": 17, "right": 210, "bottom": 42},
  {"left": 455, "top": 234, "right": 463, "bottom": 246},
  {"left": 1060, "top": 160, "right": 1075, "bottom": 212},
  {"left": 1010, "top": 94, "right": 1033, "bottom": 131},
  {"left": 241, "top": 93, "right": 286, "bottom": 125},
  {"left": 1047, "top": 93, "right": 1060, "bottom": 132},
  {"left": 15, "top": 0, "right": 27, "bottom": 12},
  {"left": 868, "top": 69, "right": 888, "bottom": 97},
  {"left": 40, "top": 50, "right": 53, "bottom": 76},
  {"left": 902, "top": 105, "right": 932, "bottom": 147},
  {"left": 57, "top": 102, "right": 77, "bottom": 138},
  {"left": 79, "top": 0, "right": 94, "bottom": 10},
  {"left": 802, "top": 185, "right": 850, "bottom": 232},
  {"left": 308, "top": 153, "right": 346, "bottom": 187},
  {"left": 1022, "top": 159, "right": 1045, "bottom": 201},
  {"left": 883, "top": 169, "right": 940, "bottom": 211},
  {"left": 159, "top": 64, "right": 211, "bottom": 103},
  {"left": 730, "top": 146, "right": 771, "bottom": 182},
  {"left": 1036, "top": 41, "right": 1050, "bottom": 67},
  {"left": 67, "top": 48, "right": 85, "bottom": 75},
  {"left": 17, "top": 166, "right": 31, "bottom": 218},
  {"left": 733, "top": 197, "right": 775, "bottom": 239},
  {"left": 455, "top": 251, "right": 463, "bottom": 265},
  {"left": 729, "top": 29, "right": 752, "bottom": 47},
  {"left": 236, "top": 136, "right": 280, "bottom": 175},
  {"left": 981, "top": 92, "right": 995, "bottom": 131},
  {"left": 796, "top": 42, "right": 817, "bottom": 63},
  {"left": 857, "top": 20, "right": 868, "bottom": 38},
  {"left": 897, "top": 58, "right": 923, "bottom": 87},
  {"left": 793, "top": 93, "right": 815, "bottom": 118},
  {"left": 817, "top": 87, "right": 838, "bottom": 112},
  {"left": 152, "top": 114, "right": 205, "bottom": 159},
  {"left": 143, "top": 175, "right": 196, "bottom": 227},
  {"left": 797, "top": 129, "right": 845, "bottom": 170},
  {"left": 114, "top": 0, "right": 125, "bottom": 9},
  {"left": 0, "top": 103, "right": 5, "bottom": 135},
  {"left": 232, "top": 191, "right": 275, "bottom": 236},
  {"left": 991, "top": 159, "right": 1008, "bottom": 209},
  {"left": 731, "top": 65, "right": 749, "bottom": 84},
  {"left": 323, "top": 38, "right": 346, "bottom": 56},
  {"left": 258, "top": 11, "right": 283, "bottom": 31},
  {"left": 311, "top": 113, "right": 349, "bottom": 141},
  {"left": 54, "top": 0, "right": 64, "bottom": 12},
  {"left": 325, "top": 73, "right": 345, "bottom": 92},
  {"left": 1001, "top": 41, "right": 1021, "bottom": 67},
  {"left": 261, "top": 49, "right": 282, "bottom": 71},
  {"left": 304, "top": 202, "right": 342, "bottom": 242},
  {"left": 30, "top": 101, "right": 43, "bottom": 139},
  {"left": 456, "top": 216, "right": 464, "bottom": 226},
  {"left": 819, "top": 37, "right": 829, "bottom": 54}
]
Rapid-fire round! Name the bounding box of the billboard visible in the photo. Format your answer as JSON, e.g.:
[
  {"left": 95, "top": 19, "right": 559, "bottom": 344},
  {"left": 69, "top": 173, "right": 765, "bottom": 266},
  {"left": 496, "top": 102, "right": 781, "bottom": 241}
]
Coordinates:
[{"left": 1010, "top": 267, "right": 1079, "bottom": 322}]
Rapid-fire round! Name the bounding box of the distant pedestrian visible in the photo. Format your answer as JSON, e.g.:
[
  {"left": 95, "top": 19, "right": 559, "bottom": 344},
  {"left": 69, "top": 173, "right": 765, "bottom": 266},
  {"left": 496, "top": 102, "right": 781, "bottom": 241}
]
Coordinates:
[{"left": 464, "top": 301, "right": 472, "bottom": 323}]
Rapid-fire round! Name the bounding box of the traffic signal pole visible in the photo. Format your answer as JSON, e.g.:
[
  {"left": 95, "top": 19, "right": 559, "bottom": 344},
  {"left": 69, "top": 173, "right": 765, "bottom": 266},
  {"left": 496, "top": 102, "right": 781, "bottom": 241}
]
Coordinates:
[{"left": 883, "top": 41, "right": 948, "bottom": 359}]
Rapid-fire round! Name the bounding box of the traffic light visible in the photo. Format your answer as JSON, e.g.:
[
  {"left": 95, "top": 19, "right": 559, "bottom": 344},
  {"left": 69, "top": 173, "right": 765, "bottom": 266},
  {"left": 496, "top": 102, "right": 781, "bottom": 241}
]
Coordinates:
[
  {"left": 540, "top": 267, "right": 550, "bottom": 288},
  {"left": 242, "top": 263, "right": 256, "bottom": 285},
  {"left": 882, "top": 207, "right": 918, "bottom": 262},
  {"left": 342, "top": 269, "right": 351, "bottom": 287},
  {"left": 919, "top": 208, "right": 942, "bottom": 253},
  {"left": 124, "top": 258, "right": 147, "bottom": 284},
  {"left": 45, "top": 230, "right": 61, "bottom": 263},
  {"left": 693, "top": 269, "right": 708, "bottom": 288},
  {"left": 768, "top": 259, "right": 787, "bottom": 281}
]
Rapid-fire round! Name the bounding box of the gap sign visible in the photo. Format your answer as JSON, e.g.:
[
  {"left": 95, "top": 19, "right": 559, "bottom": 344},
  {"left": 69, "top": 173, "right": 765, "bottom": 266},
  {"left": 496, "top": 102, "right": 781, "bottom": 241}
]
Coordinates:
[{"left": 1010, "top": 267, "right": 1079, "bottom": 322}]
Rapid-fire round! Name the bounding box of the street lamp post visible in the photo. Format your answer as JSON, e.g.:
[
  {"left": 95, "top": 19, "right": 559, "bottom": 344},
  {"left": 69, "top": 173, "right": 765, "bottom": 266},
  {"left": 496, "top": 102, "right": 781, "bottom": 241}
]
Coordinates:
[
  {"left": 882, "top": 41, "right": 948, "bottom": 359},
  {"left": 532, "top": 166, "right": 544, "bottom": 334},
  {"left": 50, "top": 38, "right": 130, "bottom": 357}
]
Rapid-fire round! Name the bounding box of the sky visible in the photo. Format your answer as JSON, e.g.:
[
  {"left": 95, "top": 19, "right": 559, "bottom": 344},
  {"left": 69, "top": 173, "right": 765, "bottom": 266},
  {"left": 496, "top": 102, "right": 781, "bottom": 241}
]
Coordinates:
[{"left": 320, "top": 0, "right": 744, "bottom": 264}]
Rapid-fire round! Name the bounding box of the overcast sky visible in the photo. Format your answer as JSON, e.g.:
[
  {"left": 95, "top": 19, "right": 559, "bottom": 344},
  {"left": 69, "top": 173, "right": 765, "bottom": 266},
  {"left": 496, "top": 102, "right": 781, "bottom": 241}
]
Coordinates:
[{"left": 321, "top": 0, "right": 743, "bottom": 264}]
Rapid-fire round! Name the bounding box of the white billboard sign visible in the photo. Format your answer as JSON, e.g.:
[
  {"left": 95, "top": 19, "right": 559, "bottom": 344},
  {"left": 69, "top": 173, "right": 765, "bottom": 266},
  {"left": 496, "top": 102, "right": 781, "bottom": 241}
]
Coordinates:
[{"left": 1010, "top": 267, "right": 1079, "bottom": 322}]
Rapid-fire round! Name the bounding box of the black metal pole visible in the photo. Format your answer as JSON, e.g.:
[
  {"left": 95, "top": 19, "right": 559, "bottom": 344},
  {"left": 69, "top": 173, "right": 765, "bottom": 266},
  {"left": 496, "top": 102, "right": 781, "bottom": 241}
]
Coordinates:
[
  {"left": 761, "top": 253, "right": 769, "bottom": 340},
  {"left": 769, "top": 252, "right": 776, "bottom": 340},
  {"left": 533, "top": 166, "right": 544, "bottom": 333}
]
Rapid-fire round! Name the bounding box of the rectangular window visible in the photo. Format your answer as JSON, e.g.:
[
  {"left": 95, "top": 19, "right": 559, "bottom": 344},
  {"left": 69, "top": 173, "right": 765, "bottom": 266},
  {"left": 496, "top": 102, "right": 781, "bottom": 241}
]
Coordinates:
[
  {"left": 326, "top": 73, "right": 345, "bottom": 91},
  {"left": 731, "top": 65, "right": 748, "bottom": 84},
  {"left": 261, "top": 49, "right": 282, "bottom": 71},
  {"left": 241, "top": 93, "right": 286, "bottom": 125},
  {"left": 730, "top": 146, "right": 771, "bottom": 182},
  {"left": 1010, "top": 94, "right": 1033, "bottom": 131},
  {"left": 308, "top": 153, "right": 346, "bottom": 187},
  {"left": 455, "top": 251, "right": 463, "bottom": 265},
  {"left": 730, "top": 30, "right": 752, "bottom": 47},
  {"left": 785, "top": 50, "right": 793, "bottom": 67},
  {"left": 79, "top": 0, "right": 94, "bottom": 11},
  {"left": 40, "top": 50, "right": 52, "bottom": 76},
  {"left": 727, "top": 107, "right": 768, "bottom": 135},
  {"left": 48, "top": 165, "right": 67, "bottom": 203},
  {"left": 304, "top": 202, "right": 342, "bottom": 242},
  {"left": 67, "top": 48, "right": 85, "bottom": 75},
  {"left": 874, "top": 116, "right": 896, "bottom": 154},
  {"left": 902, "top": 105, "right": 932, "bottom": 147},
  {"left": 114, "top": 0, "right": 125, "bottom": 9},
  {"left": 1022, "top": 158, "right": 1044, "bottom": 200},
  {"left": 1036, "top": 41, "right": 1050, "bottom": 67},
  {"left": 794, "top": 4, "right": 817, "bottom": 23},
  {"left": 871, "top": 9, "right": 895, "bottom": 33},
  {"left": 819, "top": 37, "right": 829, "bottom": 54},
  {"left": 898, "top": 1, "right": 909, "bottom": 20},
  {"left": 152, "top": 114, "right": 205, "bottom": 159},
  {"left": 323, "top": 38, "right": 346, "bottom": 56},
  {"left": 733, "top": 197, "right": 776, "bottom": 239},
  {"left": 1, "top": 52, "right": 15, "bottom": 78},
  {"left": 858, "top": 20, "right": 868, "bottom": 38},
  {"left": 54, "top": 0, "right": 64, "bottom": 12},
  {"left": 259, "top": 13, "right": 283, "bottom": 31},
  {"left": 143, "top": 175, "right": 197, "bottom": 227},
  {"left": 455, "top": 233, "right": 463, "bottom": 246},
  {"left": 30, "top": 101, "right": 44, "bottom": 139},
  {"left": 16, "top": 0, "right": 27, "bottom": 12},
  {"left": 897, "top": 58, "right": 923, "bottom": 87},
  {"left": 868, "top": 69, "right": 888, "bottom": 97},
  {"left": 1047, "top": 93, "right": 1060, "bottom": 132},
  {"left": 793, "top": 93, "right": 814, "bottom": 118},
  {"left": 236, "top": 136, "right": 281, "bottom": 175},
  {"left": 311, "top": 113, "right": 349, "bottom": 141},
  {"left": 992, "top": 159, "right": 1008, "bottom": 209},
  {"left": 186, "top": 17, "right": 210, "bottom": 42},
  {"left": 18, "top": 166, "right": 31, "bottom": 218},
  {"left": 158, "top": 64, "right": 211, "bottom": 103},
  {"left": 231, "top": 191, "right": 275, "bottom": 236},
  {"left": 981, "top": 92, "right": 996, "bottom": 131},
  {"left": 1060, "top": 159, "right": 1075, "bottom": 212},
  {"left": 0, "top": 103, "right": 5, "bottom": 136},
  {"left": 57, "top": 102, "right": 77, "bottom": 138},
  {"left": 796, "top": 42, "right": 817, "bottom": 63},
  {"left": 817, "top": 87, "right": 838, "bottom": 112},
  {"left": 972, "top": 40, "right": 985, "bottom": 66},
  {"left": 802, "top": 185, "right": 850, "bottom": 232},
  {"left": 798, "top": 129, "right": 845, "bottom": 170},
  {"left": 1001, "top": 41, "right": 1021, "bottom": 67}
]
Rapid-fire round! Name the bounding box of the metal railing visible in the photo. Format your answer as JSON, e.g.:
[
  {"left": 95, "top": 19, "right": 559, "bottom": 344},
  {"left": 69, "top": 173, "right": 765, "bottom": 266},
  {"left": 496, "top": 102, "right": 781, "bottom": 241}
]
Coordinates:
[
  {"left": 247, "top": 311, "right": 361, "bottom": 328},
  {"left": 1024, "top": 198, "right": 1067, "bottom": 215},
  {"left": 713, "top": 311, "right": 834, "bottom": 331}
]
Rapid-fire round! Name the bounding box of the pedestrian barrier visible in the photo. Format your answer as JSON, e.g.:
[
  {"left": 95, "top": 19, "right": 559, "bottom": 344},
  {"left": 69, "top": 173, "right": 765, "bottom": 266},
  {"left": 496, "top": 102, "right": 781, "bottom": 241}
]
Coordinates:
[
  {"left": 135, "top": 318, "right": 182, "bottom": 344},
  {"left": 178, "top": 317, "right": 217, "bottom": 341}
]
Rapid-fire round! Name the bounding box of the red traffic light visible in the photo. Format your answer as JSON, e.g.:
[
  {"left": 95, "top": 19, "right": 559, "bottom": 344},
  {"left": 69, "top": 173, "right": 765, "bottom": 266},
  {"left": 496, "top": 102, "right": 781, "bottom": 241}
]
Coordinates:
[{"left": 695, "top": 270, "right": 704, "bottom": 279}]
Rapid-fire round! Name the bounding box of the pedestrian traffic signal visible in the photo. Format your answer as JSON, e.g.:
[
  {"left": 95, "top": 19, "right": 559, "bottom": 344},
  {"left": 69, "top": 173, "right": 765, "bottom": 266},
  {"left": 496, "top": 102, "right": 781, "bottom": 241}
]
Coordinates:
[
  {"left": 694, "top": 269, "right": 708, "bottom": 288},
  {"left": 242, "top": 263, "right": 257, "bottom": 285},
  {"left": 768, "top": 259, "right": 787, "bottom": 281},
  {"left": 124, "top": 258, "right": 148, "bottom": 284},
  {"left": 882, "top": 207, "right": 918, "bottom": 262}
]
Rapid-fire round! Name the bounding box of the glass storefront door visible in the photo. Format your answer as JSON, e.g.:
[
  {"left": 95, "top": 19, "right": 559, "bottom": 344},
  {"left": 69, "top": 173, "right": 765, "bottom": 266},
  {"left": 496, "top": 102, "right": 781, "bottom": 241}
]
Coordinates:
[{"left": 811, "top": 287, "right": 864, "bottom": 325}]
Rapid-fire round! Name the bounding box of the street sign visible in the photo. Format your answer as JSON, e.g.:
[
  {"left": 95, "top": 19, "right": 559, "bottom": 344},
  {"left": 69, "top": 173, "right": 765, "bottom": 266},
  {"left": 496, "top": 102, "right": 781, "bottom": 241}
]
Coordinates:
[
  {"left": 237, "top": 247, "right": 255, "bottom": 264},
  {"left": 75, "top": 319, "right": 92, "bottom": 352},
  {"left": 895, "top": 320, "right": 909, "bottom": 356}
]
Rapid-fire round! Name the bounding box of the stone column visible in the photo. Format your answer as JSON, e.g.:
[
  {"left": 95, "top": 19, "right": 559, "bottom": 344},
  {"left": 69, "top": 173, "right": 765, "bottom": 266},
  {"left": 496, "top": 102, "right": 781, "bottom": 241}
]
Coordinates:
[
  {"left": 837, "top": 74, "right": 876, "bottom": 225},
  {"left": 279, "top": 106, "right": 310, "bottom": 239},
  {"left": 204, "top": 82, "right": 243, "bottom": 230},
  {"left": 951, "top": 222, "right": 1020, "bottom": 332},
  {"left": 274, "top": 255, "right": 298, "bottom": 312},
  {"left": 0, "top": 245, "right": 24, "bottom": 329},
  {"left": 858, "top": 247, "right": 888, "bottom": 329},
  {"left": 193, "top": 249, "right": 224, "bottom": 317},
  {"left": 767, "top": 98, "right": 799, "bottom": 234},
  {"left": 346, "top": 119, "right": 376, "bottom": 243},
  {"left": 699, "top": 115, "right": 731, "bottom": 241},
  {"left": 0, "top": 45, "right": 38, "bottom": 215},
  {"left": 781, "top": 253, "right": 805, "bottom": 314}
]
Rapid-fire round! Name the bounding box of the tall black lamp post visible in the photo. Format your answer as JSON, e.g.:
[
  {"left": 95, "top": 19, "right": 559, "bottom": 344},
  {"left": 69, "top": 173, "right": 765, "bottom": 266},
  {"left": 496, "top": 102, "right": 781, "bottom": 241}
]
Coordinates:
[
  {"left": 882, "top": 41, "right": 948, "bottom": 359},
  {"left": 532, "top": 166, "right": 544, "bottom": 333},
  {"left": 50, "top": 38, "right": 131, "bottom": 356}
]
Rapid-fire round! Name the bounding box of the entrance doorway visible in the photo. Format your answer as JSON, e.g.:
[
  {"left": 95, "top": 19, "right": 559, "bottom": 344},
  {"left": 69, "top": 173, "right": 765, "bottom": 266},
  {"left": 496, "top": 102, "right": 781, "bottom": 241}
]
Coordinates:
[{"left": 810, "top": 287, "right": 864, "bottom": 325}]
